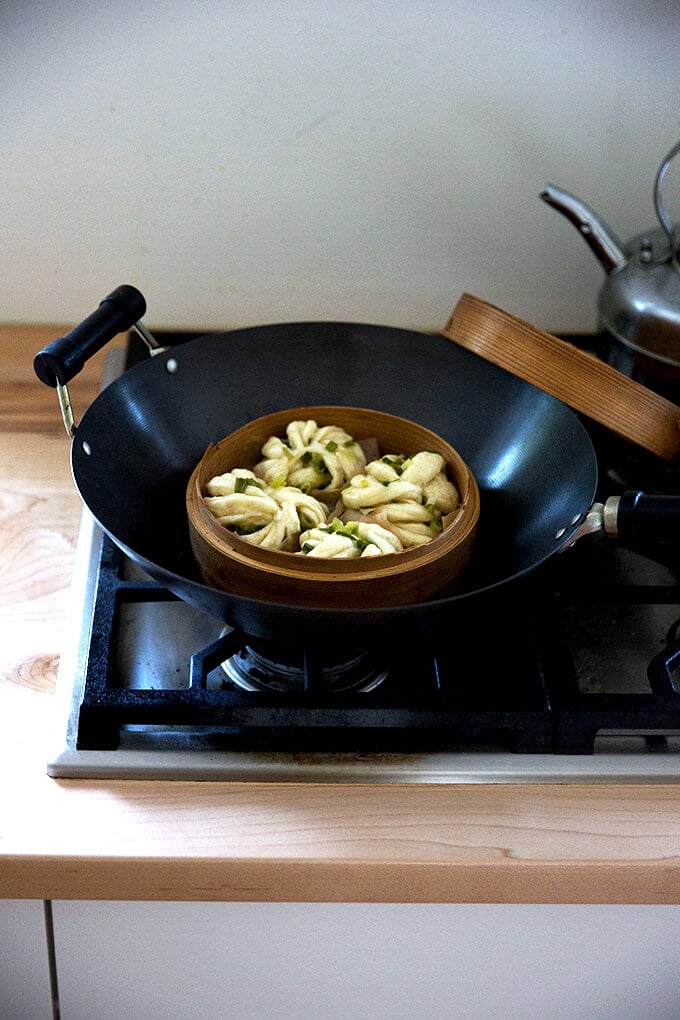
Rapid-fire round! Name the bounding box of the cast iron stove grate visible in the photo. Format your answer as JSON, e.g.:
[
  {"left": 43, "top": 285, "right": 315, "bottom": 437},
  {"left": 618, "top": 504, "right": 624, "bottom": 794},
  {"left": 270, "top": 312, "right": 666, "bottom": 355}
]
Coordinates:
[
  {"left": 536, "top": 543, "right": 680, "bottom": 753},
  {"left": 73, "top": 531, "right": 680, "bottom": 756}
]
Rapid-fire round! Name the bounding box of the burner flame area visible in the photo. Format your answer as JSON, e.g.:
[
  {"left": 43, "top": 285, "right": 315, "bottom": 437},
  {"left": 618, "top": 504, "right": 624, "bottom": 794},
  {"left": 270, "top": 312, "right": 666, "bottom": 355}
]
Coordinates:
[{"left": 217, "top": 634, "right": 388, "bottom": 695}]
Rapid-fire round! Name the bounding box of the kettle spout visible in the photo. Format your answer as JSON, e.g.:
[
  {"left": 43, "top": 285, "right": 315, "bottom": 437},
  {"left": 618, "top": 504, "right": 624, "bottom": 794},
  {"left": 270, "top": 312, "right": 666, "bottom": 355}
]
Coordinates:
[{"left": 541, "top": 184, "right": 627, "bottom": 274}]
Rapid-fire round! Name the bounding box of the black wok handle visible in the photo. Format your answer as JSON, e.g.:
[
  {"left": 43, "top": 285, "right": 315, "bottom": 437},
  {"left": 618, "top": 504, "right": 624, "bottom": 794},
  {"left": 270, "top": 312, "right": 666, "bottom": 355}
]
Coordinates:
[
  {"left": 607, "top": 491, "right": 680, "bottom": 544},
  {"left": 33, "top": 285, "right": 146, "bottom": 387}
]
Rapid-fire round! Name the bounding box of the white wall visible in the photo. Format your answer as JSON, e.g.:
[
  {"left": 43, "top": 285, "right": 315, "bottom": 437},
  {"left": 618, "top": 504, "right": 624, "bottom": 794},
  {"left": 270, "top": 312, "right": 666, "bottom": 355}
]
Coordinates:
[{"left": 2, "top": 1, "right": 679, "bottom": 333}]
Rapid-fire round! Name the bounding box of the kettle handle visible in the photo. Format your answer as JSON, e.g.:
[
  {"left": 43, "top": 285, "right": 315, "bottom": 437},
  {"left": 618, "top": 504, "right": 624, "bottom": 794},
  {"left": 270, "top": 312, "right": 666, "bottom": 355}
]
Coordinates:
[
  {"left": 443, "top": 293, "right": 680, "bottom": 461},
  {"left": 654, "top": 137, "right": 680, "bottom": 259}
]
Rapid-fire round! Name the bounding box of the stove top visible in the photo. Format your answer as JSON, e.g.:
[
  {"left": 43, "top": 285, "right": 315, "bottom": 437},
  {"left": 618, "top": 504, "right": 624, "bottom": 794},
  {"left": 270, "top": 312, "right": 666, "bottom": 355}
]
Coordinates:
[{"left": 47, "top": 341, "right": 680, "bottom": 783}]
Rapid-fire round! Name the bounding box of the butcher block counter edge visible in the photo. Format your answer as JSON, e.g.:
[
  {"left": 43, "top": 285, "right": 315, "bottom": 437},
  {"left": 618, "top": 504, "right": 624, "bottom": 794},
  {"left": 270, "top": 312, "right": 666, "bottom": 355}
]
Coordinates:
[
  {"left": 3, "top": 323, "right": 680, "bottom": 904},
  {"left": 4, "top": 851, "right": 680, "bottom": 904}
]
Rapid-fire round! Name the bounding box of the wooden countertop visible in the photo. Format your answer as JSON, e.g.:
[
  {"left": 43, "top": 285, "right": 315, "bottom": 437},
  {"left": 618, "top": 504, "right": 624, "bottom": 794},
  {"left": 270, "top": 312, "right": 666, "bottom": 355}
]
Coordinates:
[{"left": 3, "top": 323, "right": 680, "bottom": 904}]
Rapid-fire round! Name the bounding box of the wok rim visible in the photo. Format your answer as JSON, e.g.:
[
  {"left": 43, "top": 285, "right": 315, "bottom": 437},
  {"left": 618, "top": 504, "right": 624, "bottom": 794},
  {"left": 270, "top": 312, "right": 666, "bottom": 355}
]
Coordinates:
[{"left": 68, "top": 319, "right": 601, "bottom": 629}]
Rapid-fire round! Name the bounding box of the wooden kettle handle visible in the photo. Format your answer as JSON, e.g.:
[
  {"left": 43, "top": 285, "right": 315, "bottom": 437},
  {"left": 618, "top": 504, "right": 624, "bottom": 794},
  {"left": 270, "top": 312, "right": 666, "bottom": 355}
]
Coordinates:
[{"left": 443, "top": 293, "right": 680, "bottom": 462}]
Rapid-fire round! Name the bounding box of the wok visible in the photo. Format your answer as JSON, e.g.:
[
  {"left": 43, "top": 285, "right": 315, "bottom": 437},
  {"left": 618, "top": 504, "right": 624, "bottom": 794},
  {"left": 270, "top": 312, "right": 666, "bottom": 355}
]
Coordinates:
[{"left": 34, "top": 286, "right": 680, "bottom": 648}]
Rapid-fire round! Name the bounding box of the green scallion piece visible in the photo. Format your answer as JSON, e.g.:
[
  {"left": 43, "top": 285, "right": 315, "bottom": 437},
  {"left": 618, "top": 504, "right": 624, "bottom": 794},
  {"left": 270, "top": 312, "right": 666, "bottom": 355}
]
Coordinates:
[
  {"left": 233, "top": 523, "right": 265, "bottom": 535},
  {"left": 380, "top": 455, "right": 405, "bottom": 474}
]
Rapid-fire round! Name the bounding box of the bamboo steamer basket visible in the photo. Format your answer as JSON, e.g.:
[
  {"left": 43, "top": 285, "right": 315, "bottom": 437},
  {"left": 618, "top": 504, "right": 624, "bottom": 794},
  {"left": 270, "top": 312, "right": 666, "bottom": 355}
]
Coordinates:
[{"left": 186, "top": 406, "right": 480, "bottom": 609}]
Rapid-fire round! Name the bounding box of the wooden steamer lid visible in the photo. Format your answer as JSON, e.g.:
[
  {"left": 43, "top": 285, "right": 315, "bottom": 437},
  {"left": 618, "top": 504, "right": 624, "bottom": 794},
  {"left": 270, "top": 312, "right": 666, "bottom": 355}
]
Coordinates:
[{"left": 443, "top": 293, "right": 680, "bottom": 462}]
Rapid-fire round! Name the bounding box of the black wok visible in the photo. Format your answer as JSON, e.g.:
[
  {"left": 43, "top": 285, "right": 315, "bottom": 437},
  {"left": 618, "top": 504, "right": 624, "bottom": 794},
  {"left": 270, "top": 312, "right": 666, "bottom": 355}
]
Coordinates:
[{"left": 34, "top": 286, "right": 680, "bottom": 647}]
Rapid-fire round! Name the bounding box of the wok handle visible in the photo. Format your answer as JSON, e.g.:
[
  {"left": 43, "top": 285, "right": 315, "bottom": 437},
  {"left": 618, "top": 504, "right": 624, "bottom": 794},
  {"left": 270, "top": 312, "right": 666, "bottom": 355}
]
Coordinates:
[
  {"left": 608, "top": 491, "right": 680, "bottom": 544},
  {"left": 33, "top": 284, "right": 146, "bottom": 387}
]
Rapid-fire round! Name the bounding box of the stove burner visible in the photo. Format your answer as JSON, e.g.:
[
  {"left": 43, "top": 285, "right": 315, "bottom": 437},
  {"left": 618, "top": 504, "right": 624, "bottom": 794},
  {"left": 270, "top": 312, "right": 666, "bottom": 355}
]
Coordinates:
[{"left": 219, "top": 634, "right": 389, "bottom": 694}]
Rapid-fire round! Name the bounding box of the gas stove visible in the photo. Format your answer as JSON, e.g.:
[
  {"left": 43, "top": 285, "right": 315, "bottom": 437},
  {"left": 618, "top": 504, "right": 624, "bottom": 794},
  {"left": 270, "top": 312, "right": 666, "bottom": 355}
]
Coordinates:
[{"left": 47, "top": 338, "right": 680, "bottom": 782}]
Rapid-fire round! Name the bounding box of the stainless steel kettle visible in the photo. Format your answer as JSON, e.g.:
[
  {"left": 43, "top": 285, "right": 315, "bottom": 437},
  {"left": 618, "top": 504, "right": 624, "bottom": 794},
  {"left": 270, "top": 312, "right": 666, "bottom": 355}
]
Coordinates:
[{"left": 541, "top": 138, "right": 680, "bottom": 381}]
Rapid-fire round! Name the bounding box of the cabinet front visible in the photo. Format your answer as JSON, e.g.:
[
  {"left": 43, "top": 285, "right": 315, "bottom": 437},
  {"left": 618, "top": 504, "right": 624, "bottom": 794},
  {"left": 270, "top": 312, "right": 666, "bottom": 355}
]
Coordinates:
[
  {"left": 0, "top": 900, "right": 53, "bottom": 1020},
  {"left": 52, "top": 901, "right": 680, "bottom": 1019}
]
